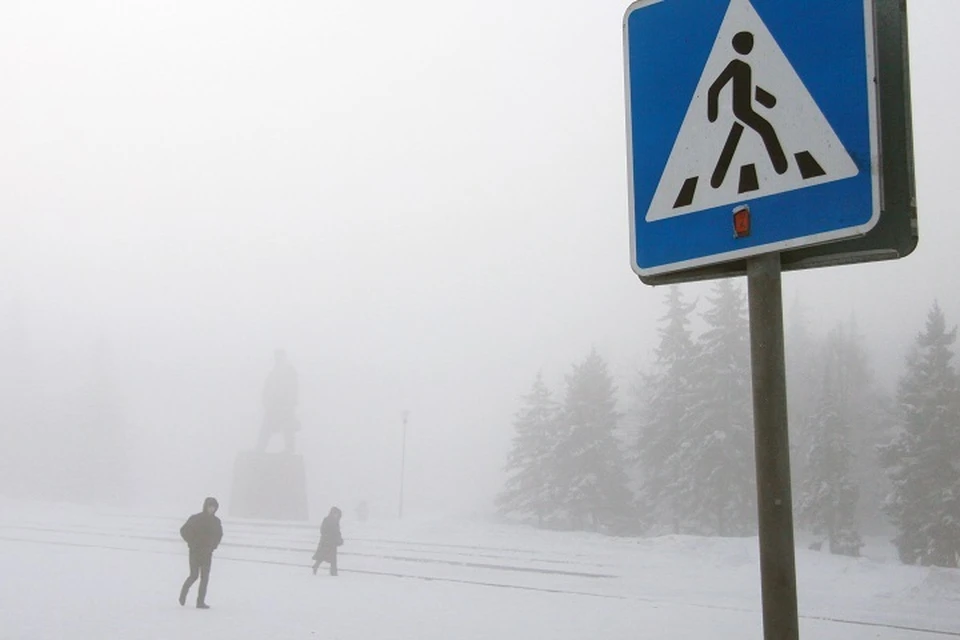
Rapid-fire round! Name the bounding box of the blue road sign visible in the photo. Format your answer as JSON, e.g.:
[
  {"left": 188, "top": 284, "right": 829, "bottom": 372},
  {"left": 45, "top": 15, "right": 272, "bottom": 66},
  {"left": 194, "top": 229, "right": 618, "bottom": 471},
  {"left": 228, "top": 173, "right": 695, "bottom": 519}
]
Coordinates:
[{"left": 624, "top": 0, "right": 880, "bottom": 278}]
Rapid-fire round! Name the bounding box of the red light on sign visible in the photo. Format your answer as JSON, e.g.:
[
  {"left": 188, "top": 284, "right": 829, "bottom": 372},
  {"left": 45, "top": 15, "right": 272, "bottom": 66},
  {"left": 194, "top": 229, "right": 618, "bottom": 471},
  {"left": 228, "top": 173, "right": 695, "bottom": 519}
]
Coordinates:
[{"left": 733, "top": 205, "right": 751, "bottom": 238}]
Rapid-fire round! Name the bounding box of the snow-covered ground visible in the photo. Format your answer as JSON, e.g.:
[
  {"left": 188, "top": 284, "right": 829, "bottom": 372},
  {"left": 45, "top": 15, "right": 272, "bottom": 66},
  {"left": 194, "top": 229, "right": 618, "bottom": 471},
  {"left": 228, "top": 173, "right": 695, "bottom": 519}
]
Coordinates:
[{"left": 1, "top": 501, "right": 958, "bottom": 639}]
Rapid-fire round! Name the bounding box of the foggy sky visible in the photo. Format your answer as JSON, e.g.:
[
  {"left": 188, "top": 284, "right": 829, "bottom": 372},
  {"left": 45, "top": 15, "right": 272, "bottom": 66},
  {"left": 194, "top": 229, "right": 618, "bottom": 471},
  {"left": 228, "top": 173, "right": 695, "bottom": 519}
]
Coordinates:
[{"left": 1, "top": 0, "right": 958, "bottom": 517}]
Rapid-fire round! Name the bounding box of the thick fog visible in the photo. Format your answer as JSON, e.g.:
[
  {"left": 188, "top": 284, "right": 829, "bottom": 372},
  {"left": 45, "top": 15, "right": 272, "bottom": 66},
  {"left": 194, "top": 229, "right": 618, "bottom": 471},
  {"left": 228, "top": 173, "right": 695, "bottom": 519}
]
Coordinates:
[{"left": 1, "top": 0, "right": 958, "bottom": 520}]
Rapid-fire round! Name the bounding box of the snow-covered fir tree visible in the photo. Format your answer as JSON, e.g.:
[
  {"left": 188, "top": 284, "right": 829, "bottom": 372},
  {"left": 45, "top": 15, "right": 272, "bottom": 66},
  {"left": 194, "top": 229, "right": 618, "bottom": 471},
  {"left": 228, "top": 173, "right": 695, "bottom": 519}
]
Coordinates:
[
  {"left": 881, "top": 302, "right": 960, "bottom": 567},
  {"left": 683, "top": 279, "right": 755, "bottom": 536},
  {"left": 853, "top": 389, "right": 898, "bottom": 534},
  {"left": 785, "top": 295, "right": 825, "bottom": 505},
  {"left": 553, "top": 348, "right": 632, "bottom": 532},
  {"left": 833, "top": 317, "right": 894, "bottom": 535},
  {"left": 634, "top": 286, "right": 699, "bottom": 533},
  {"left": 797, "top": 331, "right": 862, "bottom": 556},
  {"left": 787, "top": 308, "right": 893, "bottom": 536},
  {"left": 497, "top": 373, "right": 561, "bottom": 526}
]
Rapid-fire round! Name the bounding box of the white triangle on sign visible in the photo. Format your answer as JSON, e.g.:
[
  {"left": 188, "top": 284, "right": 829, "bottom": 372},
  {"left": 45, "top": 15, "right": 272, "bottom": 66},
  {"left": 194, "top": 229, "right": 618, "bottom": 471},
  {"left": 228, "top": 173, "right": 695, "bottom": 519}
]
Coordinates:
[{"left": 645, "top": 0, "right": 859, "bottom": 222}]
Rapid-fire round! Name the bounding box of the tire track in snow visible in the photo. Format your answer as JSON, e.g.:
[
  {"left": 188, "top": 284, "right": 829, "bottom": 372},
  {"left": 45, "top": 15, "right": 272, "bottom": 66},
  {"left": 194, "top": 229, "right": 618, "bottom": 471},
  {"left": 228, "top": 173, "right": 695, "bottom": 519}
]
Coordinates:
[
  {"left": 103, "top": 512, "right": 614, "bottom": 563},
  {"left": 2, "top": 533, "right": 958, "bottom": 637},
  {"left": 0, "top": 534, "right": 623, "bottom": 601},
  {"left": 12, "top": 516, "right": 614, "bottom": 568},
  {"left": 0, "top": 524, "right": 615, "bottom": 578}
]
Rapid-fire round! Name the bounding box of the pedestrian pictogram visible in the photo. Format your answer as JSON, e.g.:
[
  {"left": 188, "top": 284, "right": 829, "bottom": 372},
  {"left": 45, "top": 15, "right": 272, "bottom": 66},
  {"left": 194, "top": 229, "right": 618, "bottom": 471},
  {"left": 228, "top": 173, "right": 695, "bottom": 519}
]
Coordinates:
[
  {"left": 644, "top": 0, "right": 860, "bottom": 222},
  {"left": 708, "top": 31, "right": 788, "bottom": 191}
]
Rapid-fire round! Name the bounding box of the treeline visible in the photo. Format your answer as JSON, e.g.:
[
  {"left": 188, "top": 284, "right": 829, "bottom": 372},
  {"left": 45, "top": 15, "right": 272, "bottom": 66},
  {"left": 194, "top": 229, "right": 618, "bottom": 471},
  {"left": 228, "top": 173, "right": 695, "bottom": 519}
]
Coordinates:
[{"left": 498, "top": 282, "right": 960, "bottom": 568}]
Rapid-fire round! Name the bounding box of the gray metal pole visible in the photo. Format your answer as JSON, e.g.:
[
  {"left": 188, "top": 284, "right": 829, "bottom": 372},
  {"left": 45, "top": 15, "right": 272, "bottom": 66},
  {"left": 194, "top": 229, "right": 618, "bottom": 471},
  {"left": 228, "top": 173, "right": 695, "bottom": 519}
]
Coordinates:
[
  {"left": 399, "top": 411, "right": 409, "bottom": 519},
  {"left": 746, "top": 253, "right": 799, "bottom": 640}
]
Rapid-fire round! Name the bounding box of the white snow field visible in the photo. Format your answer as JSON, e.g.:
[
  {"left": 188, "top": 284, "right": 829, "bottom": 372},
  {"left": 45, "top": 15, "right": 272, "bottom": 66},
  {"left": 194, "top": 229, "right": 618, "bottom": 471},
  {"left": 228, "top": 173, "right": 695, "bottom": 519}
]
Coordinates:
[{"left": 1, "top": 501, "right": 959, "bottom": 639}]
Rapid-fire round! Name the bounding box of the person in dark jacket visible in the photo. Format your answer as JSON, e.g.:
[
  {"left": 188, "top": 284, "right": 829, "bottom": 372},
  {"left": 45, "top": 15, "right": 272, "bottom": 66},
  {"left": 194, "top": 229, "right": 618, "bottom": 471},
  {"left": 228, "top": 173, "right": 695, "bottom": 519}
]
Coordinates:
[
  {"left": 179, "top": 497, "right": 223, "bottom": 609},
  {"left": 312, "top": 506, "right": 343, "bottom": 576}
]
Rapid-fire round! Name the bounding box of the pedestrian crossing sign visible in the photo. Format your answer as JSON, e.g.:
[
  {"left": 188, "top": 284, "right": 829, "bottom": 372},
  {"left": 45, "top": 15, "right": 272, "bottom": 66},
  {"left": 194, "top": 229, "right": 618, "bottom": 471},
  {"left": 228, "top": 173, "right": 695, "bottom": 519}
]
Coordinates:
[{"left": 624, "top": 0, "right": 880, "bottom": 277}]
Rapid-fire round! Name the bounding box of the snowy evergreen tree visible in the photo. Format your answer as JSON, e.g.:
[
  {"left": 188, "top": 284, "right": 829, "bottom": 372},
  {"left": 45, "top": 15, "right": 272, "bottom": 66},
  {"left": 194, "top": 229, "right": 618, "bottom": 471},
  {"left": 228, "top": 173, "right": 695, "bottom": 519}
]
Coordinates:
[
  {"left": 785, "top": 295, "right": 824, "bottom": 505},
  {"left": 634, "top": 286, "right": 699, "bottom": 533},
  {"left": 787, "top": 310, "right": 892, "bottom": 536},
  {"left": 853, "top": 389, "right": 898, "bottom": 534},
  {"left": 832, "top": 317, "right": 894, "bottom": 535},
  {"left": 797, "top": 335, "right": 863, "bottom": 556},
  {"left": 497, "top": 373, "right": 561, "bottom": 526},
  {"left": 553, "top": 348, "right": 632, "bottom": 531},
  {"left": 881, "top": 303, "right": 960, "bottom": 567},
  {"left": 683, "top": 279, "right": 755, "bottom": 536}
]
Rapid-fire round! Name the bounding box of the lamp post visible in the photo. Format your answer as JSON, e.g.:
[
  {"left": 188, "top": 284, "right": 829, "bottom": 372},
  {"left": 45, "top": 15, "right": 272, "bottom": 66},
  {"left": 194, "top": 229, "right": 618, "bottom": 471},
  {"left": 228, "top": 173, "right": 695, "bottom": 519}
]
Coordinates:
[{"left": 399, "top": 410, "right": 409, "bottom": 519}]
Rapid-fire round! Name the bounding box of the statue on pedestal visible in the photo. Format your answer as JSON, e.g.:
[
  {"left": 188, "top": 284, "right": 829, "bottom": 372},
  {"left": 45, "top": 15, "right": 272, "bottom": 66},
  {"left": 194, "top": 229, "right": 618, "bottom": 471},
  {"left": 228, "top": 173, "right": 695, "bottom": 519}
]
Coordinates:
[
  {"left": 231, "top": 349, "right": 309, "bottom": 520},
  {"left": 257, "top": 349, "right": 299, "bottom": 454}
]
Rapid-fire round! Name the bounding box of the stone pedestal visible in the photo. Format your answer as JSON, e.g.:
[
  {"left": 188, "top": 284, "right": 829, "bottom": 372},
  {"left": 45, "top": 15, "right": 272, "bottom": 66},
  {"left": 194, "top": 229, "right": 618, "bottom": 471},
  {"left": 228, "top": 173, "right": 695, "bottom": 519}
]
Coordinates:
[{"left": 230, "top": 451, "right": 309, "bottom": 521}]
